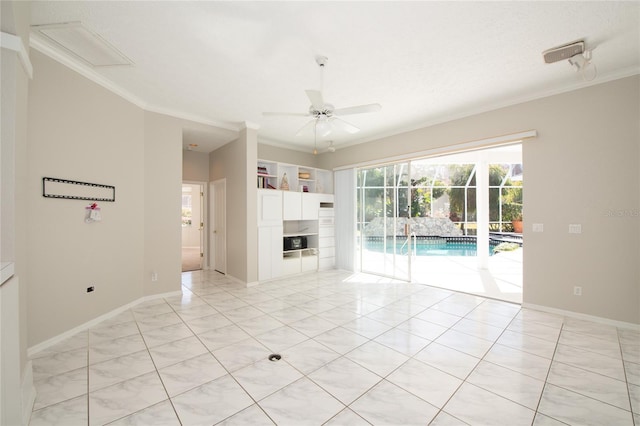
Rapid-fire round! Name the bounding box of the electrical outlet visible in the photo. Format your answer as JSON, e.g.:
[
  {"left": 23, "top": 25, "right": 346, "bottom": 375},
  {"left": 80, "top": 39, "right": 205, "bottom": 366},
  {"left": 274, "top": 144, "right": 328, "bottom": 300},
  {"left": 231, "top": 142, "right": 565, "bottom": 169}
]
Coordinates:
[
  {"left": 573, "top": 286, "right": 582, "bottom": 296},
  {"left": 569, "top": 224, "right": 582, "bottom": 234},
  {"left": 151, "top": 271, "right": 158, "bottom": 282},
  {"left": 87, "top": 286, "right": 95, "bottom": 293}
]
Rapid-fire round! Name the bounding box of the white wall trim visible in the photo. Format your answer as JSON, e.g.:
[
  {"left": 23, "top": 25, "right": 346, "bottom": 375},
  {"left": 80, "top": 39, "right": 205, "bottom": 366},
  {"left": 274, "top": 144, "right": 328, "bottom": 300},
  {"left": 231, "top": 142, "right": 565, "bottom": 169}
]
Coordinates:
[
  {"left": 21, "top": 361, "right": 35, "bottom": 426},
  {"left": 27, "top": 290, "right": 181, "bottom": 358},
  {"left": 0, "top": 31, "right": 33, "bottom": 78},
  {"left": 224, "top": 274, "right": 254, "bottom": 287},
  {"left": 333, "top": 130, "right": 537, "bottom": 171},
  {"left": 242, "top": 121, "right": 260, "bottom": 130},
  {"left": 522, "top": 303, "right": 640, "bottom": 331}
]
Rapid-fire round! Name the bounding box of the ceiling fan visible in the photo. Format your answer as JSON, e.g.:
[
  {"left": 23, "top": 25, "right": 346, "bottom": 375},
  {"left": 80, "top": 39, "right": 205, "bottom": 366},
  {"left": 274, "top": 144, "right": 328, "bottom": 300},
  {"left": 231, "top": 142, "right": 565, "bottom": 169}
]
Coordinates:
[{"left": 263, "top": 56, "right": 382, "bottom": 139}]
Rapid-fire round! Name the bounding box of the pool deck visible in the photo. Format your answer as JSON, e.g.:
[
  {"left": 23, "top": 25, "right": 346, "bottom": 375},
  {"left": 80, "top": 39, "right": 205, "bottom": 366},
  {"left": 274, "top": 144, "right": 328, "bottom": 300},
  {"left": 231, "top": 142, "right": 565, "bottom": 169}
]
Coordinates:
[{"left": 360, "top": 248, "right": 523, "bottom": 304}]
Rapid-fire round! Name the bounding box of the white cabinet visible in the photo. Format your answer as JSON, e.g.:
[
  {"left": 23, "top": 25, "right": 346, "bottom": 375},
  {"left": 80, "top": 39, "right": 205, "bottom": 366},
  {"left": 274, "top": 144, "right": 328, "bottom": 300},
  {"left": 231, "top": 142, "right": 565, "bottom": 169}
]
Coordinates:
[
  {"left": 301, "top": 193, "right": 319, "bottom": 220},
  {"left": 282, "top": 192, "right": 302, "bottom": 220},
  {"left": 318, "top": 206, "right": 335, "bottom": 270},
  {"left": 258, "top": 189, "right": 282, "bottom": 226},
  {"left": 258, "top": 189, "right": 283, "bottom": 281},
  {"left": 258, "top": 225, "right": 283, "bottom": 281},
  {"left": 283, "top": 192, "right": 320, "bottom": 220}
]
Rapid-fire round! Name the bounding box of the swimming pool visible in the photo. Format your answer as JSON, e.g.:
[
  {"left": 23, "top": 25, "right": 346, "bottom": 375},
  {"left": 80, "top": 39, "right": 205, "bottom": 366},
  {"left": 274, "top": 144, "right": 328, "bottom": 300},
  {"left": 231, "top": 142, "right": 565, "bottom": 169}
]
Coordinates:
[{"left": 363, "top": 238, "right": 498, "bottom": 256}]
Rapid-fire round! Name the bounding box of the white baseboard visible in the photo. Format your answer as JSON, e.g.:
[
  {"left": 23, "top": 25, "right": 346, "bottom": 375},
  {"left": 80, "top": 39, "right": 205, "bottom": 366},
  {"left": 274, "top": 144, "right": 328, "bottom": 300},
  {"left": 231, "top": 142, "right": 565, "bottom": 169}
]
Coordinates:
[
  {"left": 224, "top": 274, "right": 246, "bottom": 285},
  {"left": 21, "top": 360, "right": 35, "bottom": 426},
  {"left": 522, "top": 303, "right": 640, "bottom": 331},
  {"left": 28, "top": 290, "right": 181, "bottom": 358}
]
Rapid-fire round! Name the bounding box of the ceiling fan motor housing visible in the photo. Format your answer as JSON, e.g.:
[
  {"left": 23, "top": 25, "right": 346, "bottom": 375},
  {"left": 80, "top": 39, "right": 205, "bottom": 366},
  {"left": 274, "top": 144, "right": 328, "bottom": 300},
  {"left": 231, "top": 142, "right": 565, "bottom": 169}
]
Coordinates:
[{"left": 309, "top": 103, "right": 334, "bottom": 117}]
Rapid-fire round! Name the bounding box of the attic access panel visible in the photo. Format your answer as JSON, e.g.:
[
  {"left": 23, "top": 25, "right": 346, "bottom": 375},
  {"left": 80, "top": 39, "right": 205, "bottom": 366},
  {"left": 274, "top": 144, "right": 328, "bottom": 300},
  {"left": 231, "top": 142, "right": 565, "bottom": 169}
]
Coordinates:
[{"left": 42, "top": 177, "right": 115, "bottom": 202}]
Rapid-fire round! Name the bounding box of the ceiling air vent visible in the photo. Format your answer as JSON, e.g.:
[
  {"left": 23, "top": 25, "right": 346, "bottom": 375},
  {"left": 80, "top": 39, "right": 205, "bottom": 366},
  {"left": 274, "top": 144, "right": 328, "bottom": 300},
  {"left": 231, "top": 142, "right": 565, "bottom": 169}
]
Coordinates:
[{"left": 31, "top": 22, "right": 132, "bottom": 67}]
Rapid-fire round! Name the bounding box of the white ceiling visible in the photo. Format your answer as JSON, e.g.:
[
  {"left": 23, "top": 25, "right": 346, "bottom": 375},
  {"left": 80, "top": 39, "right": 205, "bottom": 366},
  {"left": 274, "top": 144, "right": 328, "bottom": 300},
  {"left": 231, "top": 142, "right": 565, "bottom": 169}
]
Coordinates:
[{"left": 29, "top": 1, "right": 640, "bottom": 154}]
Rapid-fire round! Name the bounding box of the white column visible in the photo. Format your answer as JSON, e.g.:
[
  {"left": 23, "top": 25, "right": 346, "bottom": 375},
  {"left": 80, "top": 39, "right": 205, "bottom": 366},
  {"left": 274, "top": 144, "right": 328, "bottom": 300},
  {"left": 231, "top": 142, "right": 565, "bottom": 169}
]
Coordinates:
[{"left": 476, "top": 152, "right": 489, "bottom": 269}]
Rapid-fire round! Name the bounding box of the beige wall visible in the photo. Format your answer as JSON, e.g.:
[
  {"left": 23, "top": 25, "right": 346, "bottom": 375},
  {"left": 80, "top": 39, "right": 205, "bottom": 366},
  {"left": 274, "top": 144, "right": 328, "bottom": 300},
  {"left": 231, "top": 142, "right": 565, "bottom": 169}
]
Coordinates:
[
  {"left": 258, "top": 143, "right": 319, "bottom": 168},
  {"left": 142, "top": 111, "right": 183, "bottom": 296},
  {"left": 323, "top": 76, "right": 640, "bottom": 325},
  {"left": 2, "top": 1, "right": 33, "bottom": 422},
  {"left": 210, "top": 127, "right": 258, "bottom": 284},
  {"left": 27, "top": 51, "right": 146, "bottom": 344},
  {"left": 182, "top": 149, "right": 209, "bottom": 182},
  {"left": 25, "top": 51, "right": 214, "bottom": 345}
]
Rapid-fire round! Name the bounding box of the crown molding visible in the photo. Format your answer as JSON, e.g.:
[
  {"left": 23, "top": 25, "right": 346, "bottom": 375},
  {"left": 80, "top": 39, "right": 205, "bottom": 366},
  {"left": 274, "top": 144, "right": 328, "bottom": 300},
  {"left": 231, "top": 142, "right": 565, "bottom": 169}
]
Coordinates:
[
  {"left": 30, "top": 34, "right": 241, "bottom": 133},
  {"left": 29, "top": 33, "right": 639, "bottom": 152},
  {"left": 241, "top": 121, "right": 261, "bottom": 131}
]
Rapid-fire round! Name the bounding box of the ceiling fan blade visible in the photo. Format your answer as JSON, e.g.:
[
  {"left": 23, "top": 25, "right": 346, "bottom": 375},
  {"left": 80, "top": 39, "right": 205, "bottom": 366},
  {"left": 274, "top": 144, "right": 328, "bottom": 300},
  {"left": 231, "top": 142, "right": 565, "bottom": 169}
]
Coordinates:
[
  {"left": 329, "top": 117, "right": 360, "bottom": 134},
  {"left": 305, "top": 90, "right": 325, "bottom": 110},
  {"left": 333, "top": 103, "right": 382, "bottom": 116},
  {"left": 262, "top": 111, "right": 310, "bottom": 117},
  {"left": 295, "top": 119, "right": 317, "bottom": 137}
]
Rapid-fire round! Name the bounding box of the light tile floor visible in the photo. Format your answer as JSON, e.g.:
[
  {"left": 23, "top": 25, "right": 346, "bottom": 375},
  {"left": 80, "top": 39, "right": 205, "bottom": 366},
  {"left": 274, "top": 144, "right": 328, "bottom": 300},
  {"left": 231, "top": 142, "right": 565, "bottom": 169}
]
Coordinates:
[{"left": 29, "top": 270, "right": 639, "bottom": 425}]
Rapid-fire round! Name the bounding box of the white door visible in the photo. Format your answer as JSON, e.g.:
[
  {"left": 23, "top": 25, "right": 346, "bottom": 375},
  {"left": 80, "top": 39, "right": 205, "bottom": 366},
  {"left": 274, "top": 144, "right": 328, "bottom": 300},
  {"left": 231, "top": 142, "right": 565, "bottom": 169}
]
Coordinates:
[
  {"left": 211, "top": 179, "right": 227, "bottom": 274},
  {"left": 182, "top": 183, "right": 204, "bottom": 272}
]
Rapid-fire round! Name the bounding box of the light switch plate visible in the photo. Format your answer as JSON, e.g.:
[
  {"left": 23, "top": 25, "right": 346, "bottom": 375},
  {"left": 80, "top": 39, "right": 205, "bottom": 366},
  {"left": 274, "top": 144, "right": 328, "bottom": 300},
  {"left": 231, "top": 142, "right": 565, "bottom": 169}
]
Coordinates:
[
  {"left": 532, "top": 223, "right": 544, "bottom": 233},
  {"left": 569, "top": 224, "right": 582, "bottom": 234}
]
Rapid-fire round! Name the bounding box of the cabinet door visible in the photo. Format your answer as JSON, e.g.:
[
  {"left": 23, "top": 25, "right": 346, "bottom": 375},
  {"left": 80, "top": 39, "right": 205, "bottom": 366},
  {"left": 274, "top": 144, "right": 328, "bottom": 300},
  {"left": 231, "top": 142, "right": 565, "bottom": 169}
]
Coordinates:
[
  {"left": 301, "top": 193, "right": 319, "bottom": 220},
  {"left": 258, "top": 226, "right": 273, "bottom": 280},
  {"left": 258, "top": 190, "right": 282, "bottom": 227},
  {"left": 282, "top": 191, "right": 302, "bottom": 220},
  {"left": 258, "top": 225, "right": 283, "bottom": 281},
  {"left": 270, "top": 226, "right": 283, "bottom": 278}
]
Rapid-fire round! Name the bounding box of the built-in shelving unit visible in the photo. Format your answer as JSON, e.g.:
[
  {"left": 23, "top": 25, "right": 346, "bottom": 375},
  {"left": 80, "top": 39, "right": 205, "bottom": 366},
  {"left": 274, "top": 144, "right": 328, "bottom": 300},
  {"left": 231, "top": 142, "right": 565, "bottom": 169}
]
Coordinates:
[
  {"left": 257, "top": 159, "right": 333, "bottom": 194},
  {"left": 257, "top": 160, "right": 335, "bottom": 282}
]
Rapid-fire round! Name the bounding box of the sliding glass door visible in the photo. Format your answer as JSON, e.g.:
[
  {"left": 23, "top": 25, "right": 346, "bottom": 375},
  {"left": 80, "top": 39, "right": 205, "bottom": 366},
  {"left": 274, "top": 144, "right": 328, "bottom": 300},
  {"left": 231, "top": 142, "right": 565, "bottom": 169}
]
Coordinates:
[{"left": 357, "top": 163, "right": 412, "bottom": 281}]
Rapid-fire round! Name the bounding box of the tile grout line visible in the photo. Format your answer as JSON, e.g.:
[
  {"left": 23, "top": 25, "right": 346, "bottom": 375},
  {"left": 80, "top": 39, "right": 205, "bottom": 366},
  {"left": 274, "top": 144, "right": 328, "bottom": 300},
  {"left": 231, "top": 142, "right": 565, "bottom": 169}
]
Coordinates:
[
  {"left": 86, "top": 329, "right": 90, "bottom": 426},
  {"left": 418, "top": 299, "right": 522, "bottom": 424},
  {"left": 176, "top": 280, "right": 283, "bottom": 425},
  {"left": 618, "top": 327, "right": 637, "bottom": 426},
  {"left": 530, "top": 317, "right": 564, "bottom": 424}
]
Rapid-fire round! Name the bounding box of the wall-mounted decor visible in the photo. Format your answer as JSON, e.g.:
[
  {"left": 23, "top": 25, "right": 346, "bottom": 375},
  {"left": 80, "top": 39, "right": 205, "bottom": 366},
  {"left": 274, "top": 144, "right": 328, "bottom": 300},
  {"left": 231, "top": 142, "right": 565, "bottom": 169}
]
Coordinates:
[{"left": 42, "top": 177, "right": 115, "bottom": 202}]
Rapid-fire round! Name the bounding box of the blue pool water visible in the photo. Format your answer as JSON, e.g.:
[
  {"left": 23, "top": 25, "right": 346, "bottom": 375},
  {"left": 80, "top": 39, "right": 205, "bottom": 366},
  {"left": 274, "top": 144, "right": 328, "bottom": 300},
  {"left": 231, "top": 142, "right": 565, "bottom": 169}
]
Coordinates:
[{"left": 364, "top": 240, "right": 496, "bottom": 256}]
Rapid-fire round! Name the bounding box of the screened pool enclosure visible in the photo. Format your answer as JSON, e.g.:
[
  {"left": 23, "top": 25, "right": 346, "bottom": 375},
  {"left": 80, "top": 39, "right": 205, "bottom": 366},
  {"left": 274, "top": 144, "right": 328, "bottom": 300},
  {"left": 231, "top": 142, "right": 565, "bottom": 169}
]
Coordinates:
[{"left": 356, "top": 146, "right": 523, "bottom": 282}]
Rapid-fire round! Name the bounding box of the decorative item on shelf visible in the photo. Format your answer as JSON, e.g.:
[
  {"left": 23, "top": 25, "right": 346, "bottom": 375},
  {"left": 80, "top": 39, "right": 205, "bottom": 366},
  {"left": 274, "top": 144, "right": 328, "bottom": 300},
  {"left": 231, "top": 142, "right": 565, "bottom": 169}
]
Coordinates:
[
  {"left": 302, "top": 185, "right": 309, "bottom": 192},
  {"left": 85, "top": 202, "right": 102, "bottom": 223},
  {"left": 298, "top": 171, "right": 311, "bottom": 179},
  {"left": 280, "top": 173, "right": 289, "bottom": 190}
]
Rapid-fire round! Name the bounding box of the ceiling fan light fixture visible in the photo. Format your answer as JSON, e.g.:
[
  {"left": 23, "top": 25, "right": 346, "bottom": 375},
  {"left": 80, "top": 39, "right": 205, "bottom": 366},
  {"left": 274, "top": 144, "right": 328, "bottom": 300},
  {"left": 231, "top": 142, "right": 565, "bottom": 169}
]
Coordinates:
[{"left": 315, "top": 117, "right": 332, "bottom": 137}]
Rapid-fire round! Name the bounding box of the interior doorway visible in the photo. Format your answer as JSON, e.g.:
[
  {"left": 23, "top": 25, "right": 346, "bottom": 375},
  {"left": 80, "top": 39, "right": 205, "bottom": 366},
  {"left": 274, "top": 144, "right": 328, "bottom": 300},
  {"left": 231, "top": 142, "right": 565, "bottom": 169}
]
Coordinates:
[{"left": 181, "top": 183, "right": 204, "bottom": 272}]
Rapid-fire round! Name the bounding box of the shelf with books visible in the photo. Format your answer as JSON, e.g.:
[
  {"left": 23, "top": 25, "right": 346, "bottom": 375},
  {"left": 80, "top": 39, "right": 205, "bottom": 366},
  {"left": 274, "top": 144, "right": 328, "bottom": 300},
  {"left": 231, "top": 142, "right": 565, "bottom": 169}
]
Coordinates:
[
  {"left": 257, "top": 159, "right": 333, "bottom": 194},
  {"left": 257, "top": 161, "right": 278, "bottom": 189}
]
